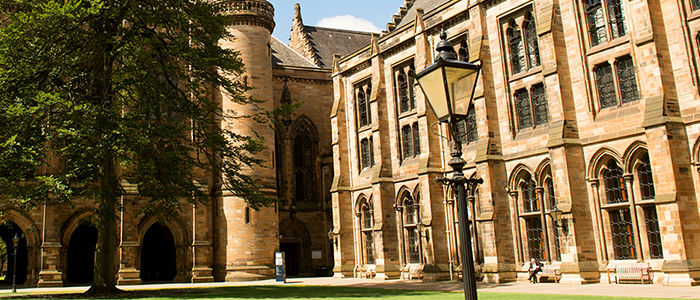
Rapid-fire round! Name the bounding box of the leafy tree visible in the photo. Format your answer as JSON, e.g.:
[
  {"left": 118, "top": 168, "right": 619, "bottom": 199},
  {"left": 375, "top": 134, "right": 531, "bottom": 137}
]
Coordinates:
[{"left": 0, "top": 0, "right": 280, "bottom": 295}]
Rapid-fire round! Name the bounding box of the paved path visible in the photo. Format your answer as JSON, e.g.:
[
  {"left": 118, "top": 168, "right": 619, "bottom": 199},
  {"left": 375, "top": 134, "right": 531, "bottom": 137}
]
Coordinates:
[{"left": 0, "top": 277, "right": 698, "bottom": 299}]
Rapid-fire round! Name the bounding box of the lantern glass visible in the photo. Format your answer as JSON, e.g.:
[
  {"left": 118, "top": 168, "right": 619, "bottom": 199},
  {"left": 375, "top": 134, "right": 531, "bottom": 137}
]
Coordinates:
[
  {"left": 12, "top": 234, "right": 19, "bottom": 247},
  {"left": 550, "top": 206, "right": 562, "bottom": 223},
  {"left": 415, "top": 58, "right": 480, "bottom": 122}
]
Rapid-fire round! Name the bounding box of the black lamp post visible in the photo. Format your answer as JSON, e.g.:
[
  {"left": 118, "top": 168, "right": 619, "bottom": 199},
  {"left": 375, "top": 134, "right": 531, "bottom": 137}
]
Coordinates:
[
  {"left": 414, "top": 29, "right": 482, "bottom": 300},
  {"left": 12, "top": 233, "right": 19, "bottom": 293}
]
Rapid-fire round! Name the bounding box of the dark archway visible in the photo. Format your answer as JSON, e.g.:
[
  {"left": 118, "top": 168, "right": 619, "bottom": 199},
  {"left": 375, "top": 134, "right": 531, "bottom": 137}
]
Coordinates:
[
  {"left": 66, "top": 224, "right": 97, "bottom": 284},
  {"left": 0, "top": 223, "right": 27, "bottom": 285},
  {"left": 280, "top": 242, "right": 301, "bottom": 276},
  {"left": 140, "top": 223, "right": 175, "bottom": 282}
]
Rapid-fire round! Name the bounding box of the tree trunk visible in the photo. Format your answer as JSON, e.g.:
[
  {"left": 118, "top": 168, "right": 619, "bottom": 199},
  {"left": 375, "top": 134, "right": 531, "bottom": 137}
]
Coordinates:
[{"left": 85, "top": 156, "right": 122, "bottom": 296}]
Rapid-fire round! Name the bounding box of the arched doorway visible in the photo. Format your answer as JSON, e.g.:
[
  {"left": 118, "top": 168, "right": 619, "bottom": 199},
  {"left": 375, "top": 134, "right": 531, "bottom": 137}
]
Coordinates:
[
  {"left": 66, "top": 224, "right": 97, "bottom": 284},
  {"left": 0, "top": 223, "right": 27, "bottom": 286},
  {"left": 140, "top": 222, "right": 175, "bottom": 282}
]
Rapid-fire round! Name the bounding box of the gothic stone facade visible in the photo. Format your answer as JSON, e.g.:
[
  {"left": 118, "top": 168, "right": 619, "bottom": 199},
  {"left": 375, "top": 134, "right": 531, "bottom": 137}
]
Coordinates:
[
  {"left": 0, "top": 1, "right": 341, "bottom": 287},
  {"left": 330, "top": 0, "right": 700, "bottom": 286}
]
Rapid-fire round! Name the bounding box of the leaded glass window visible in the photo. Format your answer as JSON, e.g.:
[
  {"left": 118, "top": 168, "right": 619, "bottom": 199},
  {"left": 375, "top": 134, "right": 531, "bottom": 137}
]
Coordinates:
[
  {"left": 466, "top": 105, "right": 478, "bottom": 143},
  {"left": 610, "top": 208, "right": 636, "bottom": 260},
  {"left": 643, "top": 206, "right": 663, "bottom": 259},
  {"left": 402, "top": 125, "right": 413, "bottom": 160},
  {"left": 412, "top": 123, "right": 420, "bottom": 156},
  {"left": 694, "top": 0, "right": 700, "bottom": 11},
  {"left": 607, "top": 0, "right": 626, "bottom": 39},
  {"left": 360, "top": 138, "right": 370, "bottom": 170},
  {"left": 532, "top": 84, "right": 548, "bottom": 126},
  {"left": 546, "top": 178, "right": 556, "bottom": 210},
  {"left": 409, "top": 65, "right": 417, "bottom": 110},
  {"left": 638, "top": 154, "right": 655, "bottom": 200},
  {"left": 363, "top": 203, "right": 373, "bottom": 229},
  {"left": 361, "top": 201, "right": 375, "bottom": 264},
  {"left": 586, "top": 0, "right": 608, "bottom": 46},
  {"left": 616, "top": 56, "right": 639, "bottom": 103},
  {"left": 515, "top": 89, "right": 533, "bottom": 130},
  {"left": 525, "top": 217, "right": 545, "bottom": 261},
  {"left": 595, "top": 63, "right": 617, "bottom": 108},
  {"left": 458, "top": 39, "right": 469, "bottom": 62},
  {"left": 522, "top": 175, "right": 539, "bottom": 213},
  {"left": 364, "top": 232, "right": 375, "bottom": 264},
  {"left": 404, "top": 196, "right": 421, "bottom": 264},
  {"left": 358, "top": 88, "right": 369, "bottom": 127},
  {"left": 294, "top": 125, "right": 315, "bottom": 204},
  {"left": 369, "top": 137, "right": 375, "bottom": 166},
  {"left": 398, "top": 71, "right": 410, "bottom": 113},
  {"left": 603, "top": 160, "right": 628, "bottom": 204},
  {"left": 508, "top": 20, "right": 525, "bottom": 74},
  {"left": 524, "top": 12, "right": 541, "bottom": 68}
]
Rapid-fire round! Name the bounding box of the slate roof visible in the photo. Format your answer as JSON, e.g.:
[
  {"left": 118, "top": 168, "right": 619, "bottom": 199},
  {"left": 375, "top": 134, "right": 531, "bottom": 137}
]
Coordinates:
[
  {"left": 271, "top": 36, "right": 318, "bottom": 68},
  {"left": 301, "top": 26, "right": 376, "bottom": 68},
  {"left": 394, "top": 0, "right": 451, "bottom": 30}
]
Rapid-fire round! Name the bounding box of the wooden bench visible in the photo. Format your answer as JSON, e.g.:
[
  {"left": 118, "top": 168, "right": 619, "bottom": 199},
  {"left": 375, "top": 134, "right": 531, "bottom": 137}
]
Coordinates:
[
  {"left": 607, "top": 264, "right": 653, "bottom": 284},
  {"left": 536, "top": 264, "right": 562, "bottom": 283}
]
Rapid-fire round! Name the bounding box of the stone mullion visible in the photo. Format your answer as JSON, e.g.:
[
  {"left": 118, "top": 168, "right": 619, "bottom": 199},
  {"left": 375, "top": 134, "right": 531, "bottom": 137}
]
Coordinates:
[
  {"left": 36, "top": 203, "right": 63, "bottom": 287},
  {"left": 117, "top": 194, "right": 141, "bottom": 285},
  {"left": 623, "top": 174, "right": 644, "bottom": 261},
  {"left": 588, "top": 179, "right": 608, "bottom": 263},
  {"left": 508, "top": 191, "right": 523, "bottom": 265},
  {"left": 191, "top": 201, "right": 214, "bottom": 283},
  {"left": 536, "top": 187, "right": 551, "bottom": 263}
]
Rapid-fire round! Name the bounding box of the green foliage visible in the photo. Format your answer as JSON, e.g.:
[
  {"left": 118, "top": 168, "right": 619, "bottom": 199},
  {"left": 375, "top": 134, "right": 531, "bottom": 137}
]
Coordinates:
[
  {"left": 0, "top": 0, "right": 276, "bottom": 217},
  {"left": 0, "top": 0, "right": 284, "bottom": 292}
]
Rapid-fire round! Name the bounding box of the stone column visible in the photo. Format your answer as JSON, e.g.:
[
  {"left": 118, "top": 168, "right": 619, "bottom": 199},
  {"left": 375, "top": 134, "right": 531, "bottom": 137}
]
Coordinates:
[{"left": 37, "top": 204, "right": 62, "bottom": 287}]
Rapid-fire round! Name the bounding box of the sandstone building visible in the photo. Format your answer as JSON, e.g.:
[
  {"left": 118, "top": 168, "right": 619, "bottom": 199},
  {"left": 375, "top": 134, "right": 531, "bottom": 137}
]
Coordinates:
[
  {"left": 330, "top": 0, "right": 700, "bottom": 286},
  {"left": 0, "top": 1, "right": 371, "bottom": 286}
]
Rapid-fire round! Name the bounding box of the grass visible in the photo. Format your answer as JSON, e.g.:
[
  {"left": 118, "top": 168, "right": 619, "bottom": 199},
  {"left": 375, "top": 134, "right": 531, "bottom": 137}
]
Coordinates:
[{"left": 0, "top": 286, "right": 682, "bottom": 300}]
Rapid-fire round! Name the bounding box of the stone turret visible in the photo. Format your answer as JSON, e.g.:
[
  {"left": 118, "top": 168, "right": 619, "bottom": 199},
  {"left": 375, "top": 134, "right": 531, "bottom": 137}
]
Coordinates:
[{"left": 214, "top": 0, "right": 278, "bottom": 282}]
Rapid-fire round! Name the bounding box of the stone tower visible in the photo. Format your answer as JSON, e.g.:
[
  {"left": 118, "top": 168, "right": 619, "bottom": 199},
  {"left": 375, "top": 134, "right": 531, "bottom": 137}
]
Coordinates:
[{"left": 214, "top": 0, "right": 278, "bottom": 281}]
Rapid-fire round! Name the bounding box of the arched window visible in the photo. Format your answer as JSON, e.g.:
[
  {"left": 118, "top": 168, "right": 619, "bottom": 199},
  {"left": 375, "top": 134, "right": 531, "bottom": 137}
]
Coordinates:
[
  {"left": 403, "top": 194, "right": 421, "bottom": 264},
  {"left": 521, "top": 174, "right": 538, "bottom": 212},
  {"left": 603, "top": 160, "right": 627, "bottom": 204},
  {"left": 398, "top": 70, "right": 410, "bottom": 113},
  {"left": 607, "top": 0, "right": 626, "bottom": 39},
  {"left": 545, "top": 177, "right": 561, "bottom": 261},
  {"left": 586, "top": 0, "right": 608, "bottom": 46},
  {"left": 508, "top": 20, "right": 525, "bottom": 74},
  {"left": 360, "top": 199, "right": 375, "bottom": 265},
  {"left": 637, "top": 153, "right": 655, "bottom": 200},
  {"left": 585, "top": 0, "right": 627, "bottom": 46},
  {"left": 294, "top": 123, "right": 316, "bottom": 204},
  {"left": 523, "top": 12, "right": 540, "bottom": 68},
  {"left": 358, "top": 89, "right": 368, "bottom": 127}
]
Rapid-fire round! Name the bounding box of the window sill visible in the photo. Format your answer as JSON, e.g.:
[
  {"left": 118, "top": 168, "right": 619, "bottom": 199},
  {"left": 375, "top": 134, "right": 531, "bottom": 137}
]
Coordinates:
[
  {"left": 400, "top": 156, "right": 420, "bottom": 166},
  {"left": 357, "top": 125, "right": 372, "bottom": 133},
  {"left": 688, "top": 9, "right": 700, "bottom": 22},
  {"left": 587, "top": 36, "right": 631, "bottom": 57},
  {"left": 513, "top": 123, "right": 549, "bottom": 142},
  {"left": 398, "top": 110, "right": 417, "bottom": 119},
  {"left": 509, "top": 66, "right": 543, "bottom": 83},
  {"left": 601, "top": 202, "right": 631, "bottom": 210},
  {"left": 594, "top": 100, "right": 642, "bottom": 122},
  {"left": 519, "top": 211, "right": 541, "bottom": 217}
]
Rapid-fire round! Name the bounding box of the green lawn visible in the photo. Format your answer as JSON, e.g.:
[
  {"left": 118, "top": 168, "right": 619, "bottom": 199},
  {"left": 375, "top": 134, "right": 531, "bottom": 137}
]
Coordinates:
[{"left": 1, "top": 286, "right": 681, "bottom": 300}]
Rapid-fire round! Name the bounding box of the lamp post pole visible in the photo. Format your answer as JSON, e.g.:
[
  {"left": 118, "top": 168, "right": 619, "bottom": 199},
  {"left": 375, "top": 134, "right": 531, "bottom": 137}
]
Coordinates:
[
  {"left": 414, "top": 29, "right": 482, "bottom": 300},
  {"left": 441, "top": 122, "right": 482, "bottom": 300},
  {"left": 12, "top": 233, "right": 19, "bottom": 293}
]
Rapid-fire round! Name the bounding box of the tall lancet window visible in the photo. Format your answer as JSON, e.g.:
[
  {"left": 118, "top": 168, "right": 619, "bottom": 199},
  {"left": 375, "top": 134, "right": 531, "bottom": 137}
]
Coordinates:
[{"left": 294, "top": 123, "right": 316, "bottom": 204}]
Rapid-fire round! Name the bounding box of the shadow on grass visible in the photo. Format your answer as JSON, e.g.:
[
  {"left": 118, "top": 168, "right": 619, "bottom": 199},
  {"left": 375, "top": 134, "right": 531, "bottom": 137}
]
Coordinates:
[{"left": 2, "top": 286, "right": 448, "bottom": 299}]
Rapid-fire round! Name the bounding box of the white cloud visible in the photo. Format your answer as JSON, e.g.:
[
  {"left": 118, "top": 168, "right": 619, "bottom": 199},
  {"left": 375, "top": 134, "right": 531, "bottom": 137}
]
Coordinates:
[{"left": 316, "top": 15, "right": 381, "bottom": 33}]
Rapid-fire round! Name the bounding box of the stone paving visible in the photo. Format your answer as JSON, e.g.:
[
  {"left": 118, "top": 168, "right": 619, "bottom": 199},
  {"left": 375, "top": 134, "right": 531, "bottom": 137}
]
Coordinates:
[{"left": 0, "top": 277, "right": 698, "bottom": 298}]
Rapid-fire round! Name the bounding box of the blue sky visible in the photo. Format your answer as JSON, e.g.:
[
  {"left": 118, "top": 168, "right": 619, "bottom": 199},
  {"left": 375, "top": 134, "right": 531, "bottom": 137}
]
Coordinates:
[{"left": 269, "top": 0, "right": 405, "bottom": 42}]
